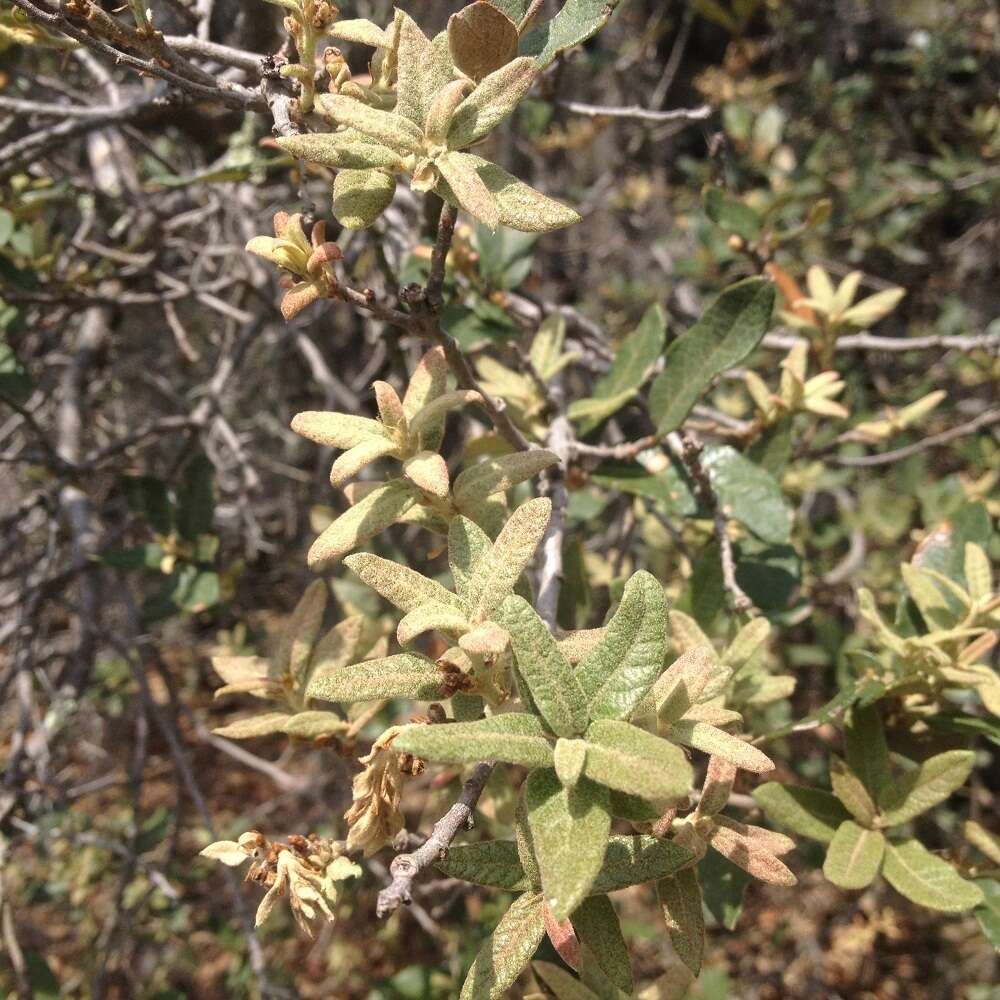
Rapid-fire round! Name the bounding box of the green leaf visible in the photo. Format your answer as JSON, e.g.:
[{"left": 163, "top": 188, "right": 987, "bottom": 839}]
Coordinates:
[
  {"left": 582, "top": 719, "right": 692, "bottom": 801},
  {"left": 698, "top": 849, "right": 751, "bottom": 930},
  {"left": 667, "top": 720, "right": 774, "bottom": 774},
  {"left": 276, "top": 580, "right": 327, "bottom": 685},
  {"left": 752, "top": 784, "right": 850, "bottom": 844},
  {"left": 532, "top": 963, "right": 602, "bottom": 1000},
  {"left": 212, "top": 712, "right": 291, "bottom": 739},
  {"left": 881, "top": 750, "right": 975, "bottom": 826},
  {"left": 395, "top": 15, "right": 454, "bottom": 128},
  {"left": 843, "top": 703, "right": 892, "bottom": 805},
  {"left": 468, "top": 497, "right": 551, "bottom": 618},
  {"left": 436, "top": 154, "right": 580, "bottom": 233},
  {"left": 392, "top": 713, "right": 555, "bottom": 768},
  {"left": 474, "top": 224, "right": 538, "bottom": 290},
  {"left": 973, "top": 878, "right": 1000, "bottom": 950},
  {"left": 700, "top": 445, "right": 791, "bottom": 545},
  {"left": 291, "top": 410, "right": 389, "bottom": 449},
  {"left": 554, "top": 738, "right": 588, "bottom": 788},
  {"left": 307, "top": 653, "right": 443, "bottom": 703},
  {"left": 592, "top": 835, "right": 693, "bottom": 893},
  {"left": 448, "top": 57, "right": 538, "bottom": 149},
  {"left": 521, "top": 0, "right": 623, "bottom": 68},
  {"left": 121, "top": 475, "right": 173, "bottom": 535},
  {"left": 307, "top": 479, "right": 418, "bottom": 569},
  {"left": 176, "top": 454, "right": 214, "bottom": 541},
  {"left": 648, "top": 277, "right": 775, "bottom": 436},
  {"left": 454, "top": 450, "right": 559, "bottom": 508},
  {"left": 881, "top": 838, "right": 984, "bottom": 912},
  {"left": 397, "top": 603, "right": 471, "bottom": 645},
  {"left": 344, "top": 553, "right": 465, "bottom": 614},
  {"left": 281, "top": 711, "right": 350, "bottom": 740},
  {"left": 590, "top": 458, "right": 696, "bottom": 513},
  {"left": 435, "top": 841, "right": 532, "bottom": 891},
  {"left": 460, "top": 891, "right": 546, "bottom": 999},
  {"left": 316, "top": 95, "right": 424, "bottom": 155},
  {"left": 449, "top": 515, "right": 492, "bottom": 602},
  {"left": 703, "top": 186, "right": 762, "bottom": 242},
  {"left": 571, "top": 895, "right": 633, "bottom": 994},
  {"left": 575, "top": 571, "right": 667, "bottom": 722},
  {"left": 822, "top": 821, "right": 884, "bottom": 890},
  {"left": 275, "top": 133, "right": 406, "bottom": 171},
  {"left": 829, "top": 755, "right": 877, "bottom": 827},
  {"left": 497, "top": 595, "right": 588, "bottom": 737},
  {"left": 332, "top": 168, "right": 397, "bottom": 229},
  {"left": 658, "top": 867, "right": 705, "bottom": 976},
  {"left": 570, "top": 305, "right": 667, "bottom": 434},
  {"left": 525, "top": 768, "right": 611, "bottom": 919}
]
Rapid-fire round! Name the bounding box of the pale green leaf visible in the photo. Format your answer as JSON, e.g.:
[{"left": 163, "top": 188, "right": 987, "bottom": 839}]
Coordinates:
[
  {"left": 667, "top": 720, "right": 774, "bottom": 774},
  {"left": 844, "top": 703, "right": 892, "bottom": 805},
  {"left": 553, "top": 738, "right": 588, "bottom": 788},
  {"left": 648, "top": 647, "right": 722, "bottom": 725},
  {"left": 448, "top": 57, "right": 538, "bottom": 149},
  {"left": 200, "top": 841, "right": 249, "bottom": 866},
  {"left": 332, "top": 168, "right": 397, "bottom": 230},
  {"left": 881, "top": 838, "right": 984, "bottom": 912},
  {"left": 525, "top": 768, "right": 611, "bottom": 919},
  {"left": 582, "top": 719, "right": 692, "bottom": 801},
  {"left": 722, "top": 617, "right": 771, "bottom": 667},
  {"left": 965, "top": 543, "right": 993, "bottom": 602},
  {"left": 648, "top": 278, "right": 775, "bottom": 436},
  {"left": 275, "top": 579, "right": 327, "bottom": 685},
  {"left": 533, "top": 963, "right": 601, "bottom": 1000},
  {"left": 435, "top": 841, "right": 532, "bottom": 891},
  {"left": 839, "top": 287, "right": 905, "bottom": 327},
  {"left": 281, "top": 711, "right": 350, "bottom": 739},
  {"left": 276, "top": 133, "right": 406, "bottom": 171},
  {"left": 329, "top": 436, "right": 400, "bottom": 487},
  {"left": 344, "top": 553, "right": 465, "bottom": 614},
  {"left": 449, "top": 516, "right": 493, "bottom": 603},
  {"left": 397, "top": 602, "right": 471, "bottom": 645},
  {"left": 316, "top": 95, "right": 424, "bottom": 155},
  {"left": 307, "top": 653, "right": 442, "bottom": 703},
  {"left": 822, "top": 821, "right": 884, "bottom": 890},
  {"left": 212, "top": 712, "right": 291, "bottom": 739},
  {"left": 329, "top": 17, "right": 388, "bottom": 47},
  {"left": 657, "top": 867, "right": 704, "bottom": 976},
  {"left": 752, "top": 783, "right": 850, "bottom": 845},
  {"left": 436, "top": 151, "right": 501, "bottom": 230},
  {"left": 881, "top": 750, "right": 975, "bottom": 826},
  {"left": 454, "top": 449, "right": 559, "bottom": 508},
  {"left": 291, "top": 410, "right": 388, "bottom": 449},
  {"left": 393, "top": 713, "right": 555, "bottom": 768},
  {"left": 829, "top": 755, "right": 877, "bottom": 827}
]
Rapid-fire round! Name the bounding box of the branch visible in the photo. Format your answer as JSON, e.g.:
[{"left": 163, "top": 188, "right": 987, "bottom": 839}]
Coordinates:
[
  {"left": 557, "top": 100, "right": 712, "bottom": 124},
  {"left": 375, "top": 761, "right": 494, "bottom": 918},
  {"left": 762, "top": 329, "right": 1000, "bottom": 353}
]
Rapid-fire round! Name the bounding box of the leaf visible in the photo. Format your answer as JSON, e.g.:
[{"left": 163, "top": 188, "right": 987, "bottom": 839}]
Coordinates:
[
  {"left": 648, "top": 278, "right": 775, "bottom": 436},
  {"left": 281, "top": 711, "right": 350, "bottom": 739},
  {"left": 454, "top": 450, "right": 559, "bottom": 508},
  {"left": 176, "top": 454, "right": 214, "bottom": 541},
  {"left": 435, "top": 841, "right": 532, "bottom": 891},
  {"left": 829, "top": 755, "right": 877, "bottom": 827},
  {"left": 329, "top": 436, "right": 400, "bottom": 487},
  {"left": 822, "top": 821, "right": 884, "bottom": 890},
  {"left": 403, "top": 450, "right": 451, "bottom": 497},
  {"left": 571, "top": 895, "right": 632, "bottom": 994},
  {"left": 498, "top": 595, "right": 588, "bottom": 737},
  {"left": 575, "top": 571, "right": 667, "bottom": 722},
  {"left": 397, "top": 603, "right": 471, "bottom": 645},
  {"left": 752, "top": 784, "right": 850, "bottom": 844},
  {"left": 291, "top": 410, "right": 388, "bottom": 449},
  {"left": 698, "top": 849, "right": 751, "bottom": 930},
  {"left": 436, "top": 151, "right": 501, "bottom": 230},
  {"left": 332, "top": 168, "right": 397, "bottom": 230},
  {"left": 532, "top": 963, "right": 602, "bottom": 1000},
  {"left": 571, "top": 305, "right": 667, "bottom": 434},
  {"left": 448, "top": 1, "right": 519, "bottom": 81},
  {"left": 307, "top": 479, "right": 418, "bottom": 569},
  {"left": 449, "top": 516, "right": 493, "bottom": 602},
  {"left": 121, "top": 475, "right": 172, "bottom": 535},
  {"left": 474, "top": 224, "right": 538, "bottom": 290},
  {"left": 521, "top": 0, "right": 622, "bottom": 68},
  {"left": 525, "top": 768, "right": 611, "bottom": 919},
  {"left": 703, "top": 186, "right": 762, "bottom": 242},
  {"left": 554, "top": 738, "right": 588, "bottom": 788},
  {"left": 966, "top": 820, "right": 1000, "bottom": 866},
  {"left": 276, "top": 580, "right": 327, "bottom": 685},
  {"left": 582, "top": 719, "right": 692, "bottom": 801},
  {"left": 393, "top": 713, "right": 555, "bottom": 768},
  {"left": 707, "top": 822, "right": 797, "bottom": 886},
  {"left": 881, "top": 838, "right": 984, "bottom": 912},
  {"left": 212, "top": 712, "right": 292, "bottom": 739},
  {"left": 460, "top": 891, "right": 546, "bottom": 999},
  {"left": 307, "top": 653, "right": 443, "bottom": 703},
  {"left": 973, "top": 878, "right": 1000, "bottom": 950},
  {"left": 436, "top": 155, "right": 580, "bottom": 233},
  {"left": 839, "top": 287, "right": 906, "bottom": 327},
  {"left": 448, "top": 57, "right": 538, "bottom": 149},
  {"left": 276, "top": 133, "right": 406, "bottom": 171},
  {"left": 881, "top": 750, "right": 975, "bottom": 826},
  {"left": 344, "top": 553, "right": 464, "bottom": 615},
  {"left": 591, "top": 835, "right": 693, "bottom": 893},
  {"left": 965, "top": 543, "right": 993, "bottom": 602},
  {"left": 843, "top": 703, "right": 892, "bottom": 805},
  {"left": 658, "top": 867, "right": 705, "bottom": 975},
  {"left": 316, "top": 95, "right": 423, "bottom": 154},
  {"left": 700, "top": 445, "right": 792, "bottom": 545},
  {"left": 648, "top": 647, "right": 719, "bottom": 725},
  {"left": 200, "top": 841, "right": 249, "bottom": 867},
  {"left": 667, "top": 720, "right": 774, "bottom": 774}
]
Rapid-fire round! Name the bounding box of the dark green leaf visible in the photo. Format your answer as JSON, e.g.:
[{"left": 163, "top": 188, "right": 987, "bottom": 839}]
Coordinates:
[
  {"left": 658, "top": 867, "right": 705, "bottom": 975},
  {"left": 435, "top": 841, "right": 532, "bottom": 891},
  {"left": 121, "top": 475, "right": 173, "bottom": 535},
  {"left": 591, "top": 835, "right": 693, "bottom": 894},
  {"left": 571, "top": 896, "right": 633, "bottom": 994},
  {"left": 701, "top": 445, "right": 791, "bottom": 545},
  {"left": 176, "top": 454, "right": 214, "bottom": 541},
  {"left": 521, "top": 0, "right": 623, "bottom": 68},
  {"left": 703, "top": 186, "right": 762, "bottom": 242}
]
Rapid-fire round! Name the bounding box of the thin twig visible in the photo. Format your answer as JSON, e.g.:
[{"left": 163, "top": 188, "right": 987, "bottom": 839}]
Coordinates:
[{"left": 557, "top": 100, "right": 712, "bottom": 124}]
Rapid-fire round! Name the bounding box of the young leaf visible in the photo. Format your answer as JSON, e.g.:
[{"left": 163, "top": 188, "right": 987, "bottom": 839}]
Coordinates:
[
  {"left": 393, "top": 713, "right": 555, "bottom": 768},
  {"left": 448, "top": 57, "right": 539, "bottom": 149},
  {"left": 707, "top": 822, "right": 797, "bottom": 886},
  {"left": 829, "top": 756, "right": 877, "bottom": 827},
  {"left": 521, "top": 0, "right": 623, "bottom": 68},
  {"left": 332, "top": 168, "right": 397, "bottom": 230},
  {"left": 329, "top": 436, "right": 400, "bottom": 487},
  {"left": 397, "top": 603, "right": 471, "bottom": 645},
  {"left": 575, "top": 570, "right": 667, "bottom": 722},
  {"left": 648, "top": 278, "right": 775, "bottom": 436},
  {"left": 697, "top": 756, "right": 737, "bottom": 818},
  {"left": 436, "top": 151, "right": 501, "bottom": 230},
  {"left": 648, "top": 647, "right": 719, "bottom": 725},
  {"left": 460, "top": 891, "right": 546, "bottom": 999},
  {"left": 308, "top": 479, "right": 418, "bottom": 569},
  {"left": 881, "top": 838, "right": 984, "bottom": 912},
  {"left": 435, "top": 841, "right": 532, "bottom": 891},
  {"left": 291, "top": 410, "right": 388, "bottom": 449},
  {"left": 498, "top": 595, "right": 588, "bottom": 737},
  {"left": 525, "top": 768, "right": 611, "bottom": 919},
  {"left": 316, "top": 99, "right": 423, "bottom": 156},
  {"left": 571, "top": 895, "right": 633, "bottom": 994},
  {"left": 657, "top": 867, "right": 705, "bottom": 976},
  {"left": 667, "top": 720, "right": 774, "bottom": 774},
  {"left": 448, "top": 1, "right": 519, "bottom": 81},
  {"left": 822, "top": 821, "right": 884, "bottom": 890},
  {"left": 281, "top": 711, "right": 350, "bottom": 740},
  {"left": 307, "top": 653, "right": 443, "bottom": 703},
  {"left": 553, "top": 738, "right": 588, "bottom": 789},
  {"left": 582, "top": 719, "right": 692, "bottom": 801},
  {"left": 454, "top": 449, "right": 559, "bottom": 508},
  {"left": 591, "top": 835, "right": 693, "bottom": 893},
  {"left": 752, "top": 784, "right": 850, "bottom": 844},
  {"left": 344, "top": 553, "right": 466, "bottom": 614},
  {"left": 881, "top": 750, "right": 975, "bottom": 826}
]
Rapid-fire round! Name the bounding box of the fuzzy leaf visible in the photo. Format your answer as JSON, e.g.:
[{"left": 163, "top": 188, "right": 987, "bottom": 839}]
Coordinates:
[
  {"left": 823, "top": 821, "right": 884, "bottom": 890},
  {"left": 882, "top": 838, "right": 984, "bottom": 912},
  {"left": 276, "top": 133, "right": 405, "bottom": 171},
  {"left": 397, "top": 602, "right": 471, "bottom": 645},
  {"left": 332, "top": 168, "right": 397, "bottom": 230},
  {"left": 575, "top": 571, "right": 666, "bottom": 721},
  {"left": 316, "top": 94, "right": 424, "bottom": 154},
  {"left": 829, "top": 755, "right": 877, "bottom": 827},
  {"left": 212, "top": 712, "right": 291, "bottom": 739},
  {"left": 881, "top": 750, "right": 975, "bottom": 826},
  {"left": 843, "top": 703, "right": 892, "bottom": 804},
  {"left": 591, "top": 835, "right": 693, "bottom": 893},
  {"left": 667, "top": 720, "right": 774, "bottom": 774},
  {"left": 521, "top": 0, "right": 622, "bottom": 68},
  {"left": 281, "top": 711, "right": 350, "bottom": 739},
  {"left": 329, "top": 436, "right": 399, "bottom": 487},
  {"left": 572, "top": 895, "right": 633, "bottom": 993},
  {"left": 752, "top": 784, "right": 850, "bottom": 845},
  {"left": 307, "top": 479, "right": 418, "bottom": 569},
  {"left": 449, "top": 516, "right": 493, "bottom": 602},
  {"left": 200, "top": 841, "right": 249, "bottom": 867},
  {"left": 448, "top": 1, "right": 519, "bottom": 81},
  {"left": 553, "top": 738, "right": 588, "bottom": 789},
  {"left": 525, "top": 768, "right": 611, "bottom": 919},
  {"left": 393, "top": 713, "right": 555, "bottom": 768},
  {"left": 436, "top": 154, "right": 580, "bottom": 233},
  {"left": 965, "top": 543, "right": 993, "bottom": 602},
  {"left": 436, "top": 151, "right": 501, "bottom": 230},
  {"left": 648, "top": 278, "right": 775, "bottom": 436},
  {"left": 396, "top": 16, "right": 455, "bottom": 129},
  {"left": 330, "top": 17, "right": 388, "bottom": 47},
  {"left": 582, "top": 719, "right": 692, "bottom": 802},
  {"left": 648, "top": 647, "right": 719, "bottom": 725},
  {"left": 498, "top": 595, "right": 588, "bottom": 737},
  {"left": 448, "top": 57, "right": 539, "bottom": 149},
  {"left": 658, "top": 867, "right": 704, "bottom": 976},
  {"left": 291, "top": 410, "right": 388, "bottom": 449},
  {"left": 532, "top": 963, "right": 602, "bottom": 1000},
  {"left": 708, "top": 822, "right": 797, "bottom": 887},
  {"left": 469, "top": 498, "right": 551, "bottom": 619},
  {"left": 307, "top": 653, "right": 443, "bottom": 703},
  {"left": 276, "top": 580, "right": 327, "bottom": 685},
  {"left": 454, "top": 449, "right": 559, "bottom": 508},
  {"left": 403, "top": 450, "right": 451, "bottom": 498},
  {"left": 460, "top": 891, "right": 546, "bottom": 999},
  {"left": 435, "top": 841, "right": 532, "bottom": 891},
  {"left": 344, "top": 553, "right": 464, "bottom": 614}
]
